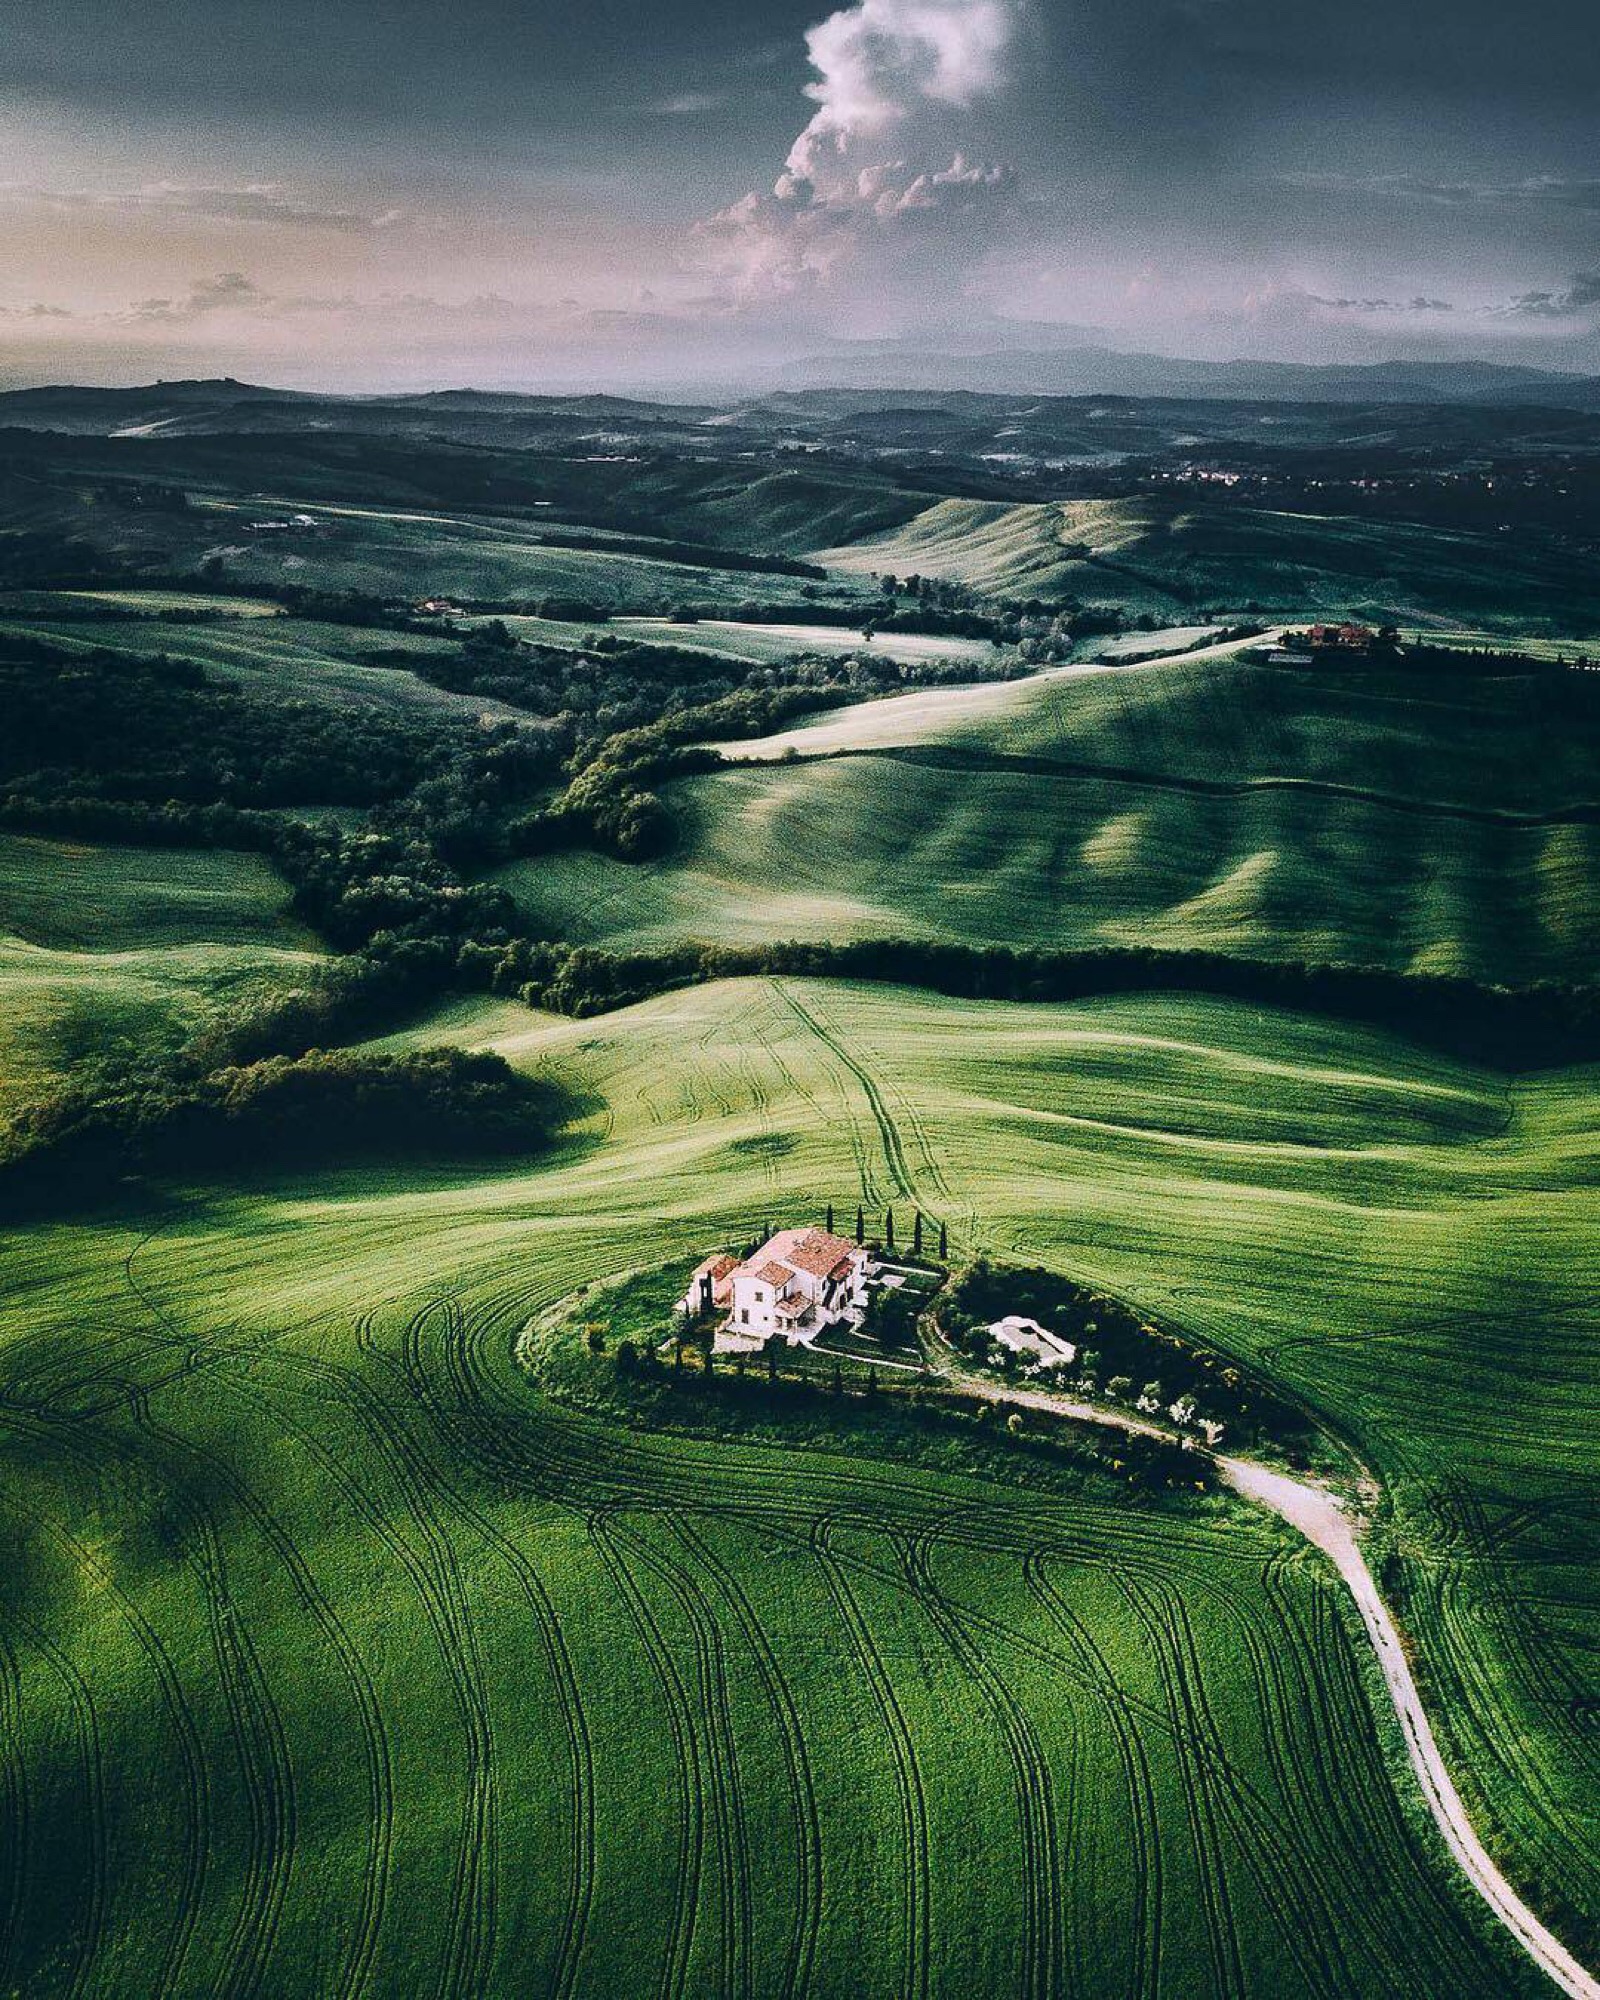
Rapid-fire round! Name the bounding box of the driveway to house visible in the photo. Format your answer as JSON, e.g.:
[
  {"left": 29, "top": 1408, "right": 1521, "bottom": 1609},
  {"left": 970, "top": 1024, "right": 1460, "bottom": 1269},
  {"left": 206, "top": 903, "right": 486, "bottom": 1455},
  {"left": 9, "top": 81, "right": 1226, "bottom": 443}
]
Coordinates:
[{"left": 935, "top": 1358, "right": 1600, "bottom": 2000}]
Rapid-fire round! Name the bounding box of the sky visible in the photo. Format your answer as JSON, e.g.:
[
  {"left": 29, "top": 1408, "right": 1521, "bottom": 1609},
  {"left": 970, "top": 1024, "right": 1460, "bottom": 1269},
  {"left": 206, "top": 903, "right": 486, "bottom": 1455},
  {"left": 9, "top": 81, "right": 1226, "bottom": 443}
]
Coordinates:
[{"left": 4, "top": 0, "right": 1600, "bottom": 390}]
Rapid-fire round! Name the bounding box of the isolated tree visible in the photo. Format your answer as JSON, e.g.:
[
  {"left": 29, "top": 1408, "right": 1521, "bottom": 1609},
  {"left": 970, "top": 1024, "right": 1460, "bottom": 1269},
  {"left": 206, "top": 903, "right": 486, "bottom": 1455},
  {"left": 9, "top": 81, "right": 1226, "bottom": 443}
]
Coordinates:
[
  {"left": 855, "top": 1205, "right": 865, "bottom": 1245},
  {"left": 912, "top": 1212, "right": 923, "bottom": 1257},
  {"left": 938, "top": 1219, "right": 948, "bottom": 1261},
  {"left": 826, "top": 1202, "right": 835, "bottom": 1234},
  {"left": 885, "top": 1207, "right": 895, "bottom": 1251}
]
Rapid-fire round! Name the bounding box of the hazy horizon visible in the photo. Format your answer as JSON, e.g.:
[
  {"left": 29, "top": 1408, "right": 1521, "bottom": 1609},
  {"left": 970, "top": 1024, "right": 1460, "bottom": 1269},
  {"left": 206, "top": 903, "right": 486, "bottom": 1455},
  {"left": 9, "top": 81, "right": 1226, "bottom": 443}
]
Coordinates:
[{"left": 7, "top": 0, "right": 1600, "bottom": 392}]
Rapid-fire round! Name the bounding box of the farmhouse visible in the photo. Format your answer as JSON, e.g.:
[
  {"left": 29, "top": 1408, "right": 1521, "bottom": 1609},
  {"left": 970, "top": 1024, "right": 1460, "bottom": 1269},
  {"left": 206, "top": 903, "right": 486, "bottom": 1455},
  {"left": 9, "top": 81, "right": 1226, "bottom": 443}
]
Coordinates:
[
  {"left": 681, "top": 1227, "right": 874, "bottom": 1343},
  {"left": 1309, "top": 620, "right": 1377, "bottom": 653}
]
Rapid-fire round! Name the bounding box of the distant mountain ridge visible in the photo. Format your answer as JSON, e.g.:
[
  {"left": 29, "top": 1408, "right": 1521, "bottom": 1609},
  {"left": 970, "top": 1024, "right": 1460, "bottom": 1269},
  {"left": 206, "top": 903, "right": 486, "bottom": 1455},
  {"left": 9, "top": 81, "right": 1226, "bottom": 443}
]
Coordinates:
[
  {"left": 772, "top": 345, "right": 1600, "bottom": 408},
  {"left": 6, "top": 349, "right": 1600, "bottom": 426}
]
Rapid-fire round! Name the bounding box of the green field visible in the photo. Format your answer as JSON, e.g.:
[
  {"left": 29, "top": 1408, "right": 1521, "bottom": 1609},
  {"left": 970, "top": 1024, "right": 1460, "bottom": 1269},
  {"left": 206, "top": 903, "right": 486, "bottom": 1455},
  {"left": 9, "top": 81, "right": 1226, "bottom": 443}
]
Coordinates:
[
  {"left": 0, "top": 833, "right": 314, "bottom": 954},
  {"left": 6, "top": 974, "right": 1592, "bottom": 1994},
  {"left": 493, "top": 611, "right": 1008, "bottom": 670},
  {"left": 0, "top": 605, "right": 548, "bottom": 730},
  {"left": 190, "top": 499, "right": 872, "bottom": 613},
  {"left": 501, "top": 652, "right": 1600, "bottom": 985},
  {"left": 818, "top": 495, "right": 1600, "bottom": 633},
  {"left": 0, "top": 834, "right": 321, "bottom": 1125}
]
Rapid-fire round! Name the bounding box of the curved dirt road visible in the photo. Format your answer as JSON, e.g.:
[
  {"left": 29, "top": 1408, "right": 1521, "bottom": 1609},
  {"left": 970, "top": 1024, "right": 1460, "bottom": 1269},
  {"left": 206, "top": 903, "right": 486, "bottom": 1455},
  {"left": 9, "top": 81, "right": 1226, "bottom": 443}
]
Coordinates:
[{"left": 942, "top": 1363, "right": 1598, "bottom": 1999}]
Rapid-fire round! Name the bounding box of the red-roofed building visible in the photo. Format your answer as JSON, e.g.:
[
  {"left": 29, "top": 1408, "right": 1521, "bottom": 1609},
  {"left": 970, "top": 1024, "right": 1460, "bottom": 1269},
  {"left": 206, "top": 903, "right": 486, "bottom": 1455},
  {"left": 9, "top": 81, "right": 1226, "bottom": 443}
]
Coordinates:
[{"left": 681, "top": 1226, "right": 874, "bottom": 1342}]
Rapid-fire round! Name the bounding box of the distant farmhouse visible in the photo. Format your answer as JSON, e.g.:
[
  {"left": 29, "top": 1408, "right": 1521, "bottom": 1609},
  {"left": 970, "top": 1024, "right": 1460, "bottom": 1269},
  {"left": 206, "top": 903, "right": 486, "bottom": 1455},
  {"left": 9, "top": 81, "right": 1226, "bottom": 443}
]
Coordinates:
[
  {"left": 1268, "top": 620, "right": 1399, "bottom": 666},
  {"left": 682, "top": 1227, "right": 874, "bottom": 1346}
]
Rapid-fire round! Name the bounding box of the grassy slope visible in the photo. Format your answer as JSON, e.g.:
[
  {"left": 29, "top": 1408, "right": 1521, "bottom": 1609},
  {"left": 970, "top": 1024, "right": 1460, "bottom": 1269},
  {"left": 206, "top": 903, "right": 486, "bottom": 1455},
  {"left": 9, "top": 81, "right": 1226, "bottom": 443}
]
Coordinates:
[
  {"left": 189, "top": 499, "right": 870, "bottom": 612},
  {"left": 2, "top": 975, "right": 1577, "bottom": 1996},
  {"left": 405, "top": 977, "right": 1600, "bottom": 1955},
  {"left": 0, "top": 835, "right": 321, "bottom": 1122},
  {"left": 492, "top": 612, "right": 1006, "bottom": 670},
  {"left": 499, "top": 652, "right": 1600, "bottom": 986},
  {"left": 0, "top": 833, "right": 314, "bottom": 954},
  {"left": 0, "top": 606, "right": 549, "bottom": 728},
  {"left": 819, "top": 495, "right": 1600, "bottom": 633}
]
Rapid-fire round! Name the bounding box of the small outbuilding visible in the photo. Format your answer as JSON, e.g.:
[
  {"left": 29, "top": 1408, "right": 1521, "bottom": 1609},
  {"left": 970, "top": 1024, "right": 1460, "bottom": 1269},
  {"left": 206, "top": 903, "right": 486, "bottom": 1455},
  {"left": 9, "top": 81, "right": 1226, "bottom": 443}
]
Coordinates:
[{"left": 987, "top": 1314, "right": 1078, "bottom": 1369}]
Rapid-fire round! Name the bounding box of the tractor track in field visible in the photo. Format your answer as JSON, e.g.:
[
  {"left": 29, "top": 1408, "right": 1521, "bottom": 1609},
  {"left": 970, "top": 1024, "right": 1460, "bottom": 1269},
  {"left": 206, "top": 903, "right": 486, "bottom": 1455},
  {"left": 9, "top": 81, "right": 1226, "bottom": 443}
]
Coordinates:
[
  {"left": 125, "top": 1402, "right": 398, "bottom": 1999},
  {"left": 12, "top": 1608, "right": 107, "bottom": 2000},
  {"left": 772, "top": 982, "right": 964, "bottom": 1232},
  {"left": 187, "top": 1506, "right": 297, "bottom": 2000},
  {"left": 810, "top": 1516, "right": 932, "bottom": 2000},
  {"left": 900, "top": 1525, "right": 1062, "bottom": 2000},
  {"left": 585, "top": 1502, "right": 706, "bottom": 2000},
  {"left": 0, "top": 1623, "right": 29, "bottom": 1996},
  {"left": 1024, "top": 1551, "right": 1164, "bottom": 1997},
  {"left": 332, "top": 1295, "right": 600, "bottom": 2000},
  {"left": 671, "top": 1514, "right": 824, "bottom": 2000},
  {"left": 616, "top": 1510, "right": 757, "bottom": 2000},
  {"left": 222, "top": 1337, "right": 503, "bottom": 2000},
  {"left": 815, "top": 741, "right": 1600, "bottom": 832},
  {"left": 1112, "top": 1569, "right": 1248, "bottom": 1998},
  {"left": 776, "top": 985, "right": 916, "bottom": 1205},
  {"left": 0, "top": 1415, "right": 215, "bottom": 1996}
]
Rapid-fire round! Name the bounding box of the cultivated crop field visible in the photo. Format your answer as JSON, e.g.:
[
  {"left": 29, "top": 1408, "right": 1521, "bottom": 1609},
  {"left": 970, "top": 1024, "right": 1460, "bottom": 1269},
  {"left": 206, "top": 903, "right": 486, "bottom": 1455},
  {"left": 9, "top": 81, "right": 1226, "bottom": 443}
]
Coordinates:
[
  {"left": 5, "top": 975, "right": 1584, "bottom": 1996},
  {"left": 0, "top": 603, "right": 542, "bottom": 728},
  {"left": 187, "top": 499, "right": 868, "bottom": 614},
  {"left": 818, "top": 494, "right": 1600, "bottom": 632},
  {"left": 0, "top": 834, "right": 323, "bottom": 1125},
  {"left": 0, "top": 832, "right": 314, "bottom": 954},
  {"left": 491, "top": 611, "right": 1008, "bottom": 670},
  {"left": 501, "top": 650, "right": 1600, "bottom": 985}
]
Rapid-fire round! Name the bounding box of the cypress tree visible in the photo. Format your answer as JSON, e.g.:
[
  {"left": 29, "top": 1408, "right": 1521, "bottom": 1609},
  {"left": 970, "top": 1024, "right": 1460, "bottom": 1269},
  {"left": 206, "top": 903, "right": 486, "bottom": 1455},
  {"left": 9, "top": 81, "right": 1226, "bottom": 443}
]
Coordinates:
[
  {"left": 826, "top": 1202, "right": 835, "bottom": 1233},
  {"left": 913, "top": 1211, "right": 923, "bottom": 1257},
  {"left": 855, "top": 1205, "right": 865, "bottom": 1244},
  {"left": 939, "top": 1220, "right": 948, "bottom": 1260},
  {"left": 885, "top": 1207, "right": 895, "bottom": 1251}
]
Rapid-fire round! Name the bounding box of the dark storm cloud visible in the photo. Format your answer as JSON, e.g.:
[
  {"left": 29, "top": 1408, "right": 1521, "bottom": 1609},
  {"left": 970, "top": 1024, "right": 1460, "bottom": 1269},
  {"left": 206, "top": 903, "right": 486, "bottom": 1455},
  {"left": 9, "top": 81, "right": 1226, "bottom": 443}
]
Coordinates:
[
  {"left": 1502, "top": 273, "right": 1600, "bottom": 319},
  {"left": 5, "top": 0, "right": 1600, "bottom": 382}
]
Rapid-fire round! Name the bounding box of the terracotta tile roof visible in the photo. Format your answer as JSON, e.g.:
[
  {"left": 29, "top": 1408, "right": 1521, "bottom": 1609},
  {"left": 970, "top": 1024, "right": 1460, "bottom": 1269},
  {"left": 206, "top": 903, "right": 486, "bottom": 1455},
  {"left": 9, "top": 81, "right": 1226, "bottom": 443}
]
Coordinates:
[
  {"left": 753, "top": 1260, "right": 793, "bottom": 1288},
  {"left": 775, "top": 1229, "right": 861, "bottom": 1279}
]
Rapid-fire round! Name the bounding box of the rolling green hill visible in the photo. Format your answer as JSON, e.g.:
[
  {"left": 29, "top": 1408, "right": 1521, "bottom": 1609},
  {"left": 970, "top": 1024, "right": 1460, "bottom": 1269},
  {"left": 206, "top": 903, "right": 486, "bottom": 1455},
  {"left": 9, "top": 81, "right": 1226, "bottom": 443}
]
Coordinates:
[
  {"left": 0, "top": 832, "right": 314, "bottom": 954},
  {"left": 5, "top": 974, "right": 1592, "bottom": 1994},
  {"left": 0, "top": 833, "right": 322, "bottom": 1126},
  {"left": 499, "top": 652, "right": 1600, "bottom": 986},
  {"left": 820, "top": 495, "right": 1600, "bottom": 632},
  {"left": 0, "top": 935, "right": 321, "bottom": 1125}
]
